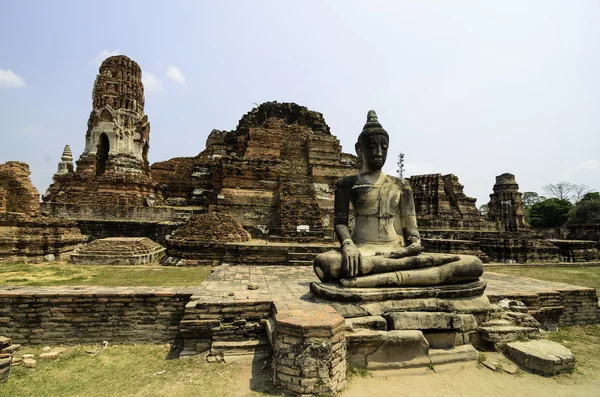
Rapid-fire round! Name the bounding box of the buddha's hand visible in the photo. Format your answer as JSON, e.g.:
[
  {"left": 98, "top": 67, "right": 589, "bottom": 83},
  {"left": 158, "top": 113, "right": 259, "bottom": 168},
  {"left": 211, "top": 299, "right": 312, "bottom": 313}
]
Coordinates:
[
  {"left": 388, "top": 242, "right": 421, "bottom": 258},
  {"left": 342, "top": 242, "right": 361, "bottom": 277}
]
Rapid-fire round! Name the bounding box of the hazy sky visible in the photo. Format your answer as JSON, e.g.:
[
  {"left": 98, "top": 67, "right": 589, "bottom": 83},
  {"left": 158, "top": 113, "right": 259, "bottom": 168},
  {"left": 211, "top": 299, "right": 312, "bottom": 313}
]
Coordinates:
[{"left": 1, "top": 1, "right": 598, "bottom": 206}]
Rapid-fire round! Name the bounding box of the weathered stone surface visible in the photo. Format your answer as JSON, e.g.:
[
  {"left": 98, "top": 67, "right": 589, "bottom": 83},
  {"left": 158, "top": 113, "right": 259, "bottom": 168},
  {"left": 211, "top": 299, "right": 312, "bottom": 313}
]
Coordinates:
[
  {"left": 360, "top": 294, "right": 495, "bottom": 317},
  {"left": 506, "top": 340, "right": 575, "bottom": 375},
  {"left": 70, "top": 237, "right": 165, "bottom": 265},
  {"left": 44, "top": 55, "right": 158, "bottom": 209},
  {"left": 345, "top": 316, "right": 387, "bottom": 332},
  {"left": 429, "top": 344, "right": 479, "bottom": 365},
  {"left": 311, "top": 279, "right": 487, "bottom": 302},
  {"left": 0, "top": 354, "right": 11, "bottom": 383},
  {"left": 385, "top": 312, "right": 477, "bottom": 332},
  {"left": 478, "top": 324, "right": 539, "bottom": 343},
  {"left": 346, "top": 329, "right": 429, "bottom": 369},
  {"left": 23, "top": 358, "right": 36, "bottom": 368}
]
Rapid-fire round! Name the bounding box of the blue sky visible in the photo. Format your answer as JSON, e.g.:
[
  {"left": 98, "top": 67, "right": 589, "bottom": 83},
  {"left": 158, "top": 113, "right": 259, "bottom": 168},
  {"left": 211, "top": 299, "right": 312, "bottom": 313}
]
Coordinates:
[{"left": 1, "top": 1, "right": 598, "bottom": 206}]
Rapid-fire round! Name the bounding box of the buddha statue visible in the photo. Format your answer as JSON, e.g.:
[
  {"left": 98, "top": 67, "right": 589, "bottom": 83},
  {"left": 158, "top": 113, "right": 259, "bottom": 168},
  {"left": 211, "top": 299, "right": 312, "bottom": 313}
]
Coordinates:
[{"left": 313, "top": 110, "right": 483, "bottom": 288}]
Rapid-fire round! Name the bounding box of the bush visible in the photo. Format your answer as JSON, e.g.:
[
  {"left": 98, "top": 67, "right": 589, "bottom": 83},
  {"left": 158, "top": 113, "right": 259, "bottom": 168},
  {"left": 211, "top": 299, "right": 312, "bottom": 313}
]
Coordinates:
[
  {"left": 566, "top": 195, "right": 600, "bottom": 225},
  {"left": 529, "top": 198, "right": 573, "bottom": 228}
]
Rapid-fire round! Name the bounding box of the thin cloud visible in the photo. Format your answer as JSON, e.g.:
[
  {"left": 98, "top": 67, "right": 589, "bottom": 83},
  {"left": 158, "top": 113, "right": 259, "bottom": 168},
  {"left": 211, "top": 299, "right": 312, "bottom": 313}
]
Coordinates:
[
  {"left": 563, "top": 159, "right": 600, "bottom": 176},
  {"left": 90, "top": 49, "right": 121, "bottom": 66},
  {"left": 166, "top": 65, "right": 186, "bottom": 84},
  {"left": 142, "top": 71, "right": 164, "bottom": 92},
  {"left": 0, "top": 69, "right": 27, "bottom": 87}
]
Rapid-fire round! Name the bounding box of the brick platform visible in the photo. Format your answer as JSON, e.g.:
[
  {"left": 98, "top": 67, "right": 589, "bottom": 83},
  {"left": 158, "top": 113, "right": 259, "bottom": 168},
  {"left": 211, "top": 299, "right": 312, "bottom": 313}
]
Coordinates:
[
  {"left": 0, "top": 286, "right": 198, "bottom": 344},
  {"left": 0, "top": 267, "right": 597, "bottom": 349},
  {"left": 483, "top": 272, "right": 600, "bottom": 326}
]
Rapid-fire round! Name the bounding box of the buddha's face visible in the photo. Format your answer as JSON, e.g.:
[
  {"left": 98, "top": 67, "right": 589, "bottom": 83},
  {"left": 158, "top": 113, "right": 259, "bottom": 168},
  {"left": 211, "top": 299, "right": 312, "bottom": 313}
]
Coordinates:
[{"left": 358, "top": 134, "right": 388, "bottom": 172}]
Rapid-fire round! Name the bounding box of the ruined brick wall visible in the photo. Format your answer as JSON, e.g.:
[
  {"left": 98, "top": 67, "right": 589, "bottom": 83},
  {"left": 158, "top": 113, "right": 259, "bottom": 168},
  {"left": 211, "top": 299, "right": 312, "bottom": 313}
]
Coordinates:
[
  {"left": 179, "top": 299, "right": 272, "bottom": 356},
  {"left": 565, "top": 224, "right": 600, "bottom": 242},
  {"left": 409, "top": 173, "right": 490, "bottom": 230},
  {"left": 0, "top": 162, "right": 40, "bottom": 217},
  {"left": 171, "top": 213, "right": 251, "bottom": 243},
  {"left": 0, "top": 287, "right": 194, "bottom": 344},
  {"left": 0, "top": 215, "right": 88, "bottom": 263},
  {"left": 487, "top": 287, "right": 600, "bottom": 326}
]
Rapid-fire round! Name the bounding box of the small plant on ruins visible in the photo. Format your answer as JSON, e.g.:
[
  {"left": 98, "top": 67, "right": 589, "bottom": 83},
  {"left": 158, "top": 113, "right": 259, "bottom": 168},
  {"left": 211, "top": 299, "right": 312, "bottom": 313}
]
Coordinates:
[{"left": 346, "top": 363, "right": 369, "bottom": 380}]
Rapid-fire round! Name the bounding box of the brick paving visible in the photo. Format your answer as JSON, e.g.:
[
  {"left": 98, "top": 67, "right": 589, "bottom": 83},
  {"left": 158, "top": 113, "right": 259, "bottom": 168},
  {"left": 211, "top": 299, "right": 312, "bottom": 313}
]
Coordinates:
[{"left": 0, "top": 267, "right": 594, "bottom": 302}]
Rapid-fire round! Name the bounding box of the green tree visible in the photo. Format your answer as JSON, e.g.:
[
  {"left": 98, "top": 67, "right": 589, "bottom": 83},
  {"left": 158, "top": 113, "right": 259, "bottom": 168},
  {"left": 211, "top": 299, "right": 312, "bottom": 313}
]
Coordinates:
[
  {"left": 566, "top": 192, "right": 600, "bottom": 225},
  {"left": 529, "top": 198, "right": 573, "bottom": 228},
  {"left": 523, "top": 192, "right": 546, "bottom": 208},
  {"left": 522, "top": 192, "right": 546, "bottom": 224},
  {"left": 479, "top": 204, "right": 489, "bottom": 218},
  {"left": 580, "top": 192, "right": 600, "bottom": 203}
]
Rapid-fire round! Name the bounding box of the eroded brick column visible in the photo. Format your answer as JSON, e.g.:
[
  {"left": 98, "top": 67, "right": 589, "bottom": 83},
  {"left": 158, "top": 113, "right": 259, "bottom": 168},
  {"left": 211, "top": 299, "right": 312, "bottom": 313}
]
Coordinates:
[{"left": 272, "top": 301, "right": 346, "bottom": 396}]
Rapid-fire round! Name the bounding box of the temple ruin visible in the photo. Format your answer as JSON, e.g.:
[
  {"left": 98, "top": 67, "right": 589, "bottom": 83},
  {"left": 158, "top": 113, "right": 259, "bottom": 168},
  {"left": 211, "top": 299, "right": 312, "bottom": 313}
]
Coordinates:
[
  {"left": 43, "top": 55, "right": 157, "bottom": 210},
  {"left": 0, "top": 161, "right": 86, "bottom": 263},
  {"left": 487, "top": 173, "right": 526, "bottom": 231},
  {"left": 152, "top": 102, "right": 358, "bottom": 237}
]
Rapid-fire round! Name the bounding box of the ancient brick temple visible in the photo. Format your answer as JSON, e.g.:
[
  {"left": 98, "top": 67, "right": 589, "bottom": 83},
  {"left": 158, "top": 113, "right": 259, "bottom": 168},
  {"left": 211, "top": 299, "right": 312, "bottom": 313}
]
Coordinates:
[
  {"left": 43, "top": 55, "right": 157, "bottom": 207},
  {"left": 0, "top": 162, "right": 87, "bottom": 262},
  {"left": 409, "top": 173, "right": 488, "bottom": 230},
  {"left": 487, "top": 173, "right": 526, "bottom": 231},
  {"left": 152, "top": 102, "right": 358, "bottom": 237}
]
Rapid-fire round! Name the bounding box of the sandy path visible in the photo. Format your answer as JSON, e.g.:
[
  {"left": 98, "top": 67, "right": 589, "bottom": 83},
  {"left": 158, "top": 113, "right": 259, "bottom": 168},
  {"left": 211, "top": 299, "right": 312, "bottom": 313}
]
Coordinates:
[{"left": 341, "top": 362, "right": 599, "bottom": 397}]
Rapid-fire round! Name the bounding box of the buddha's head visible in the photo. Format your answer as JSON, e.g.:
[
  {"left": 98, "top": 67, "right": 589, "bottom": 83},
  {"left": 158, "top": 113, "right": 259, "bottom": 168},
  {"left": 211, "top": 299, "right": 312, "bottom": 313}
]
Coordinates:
[{"left": 356, "top": 110, "right": 389, "bottom": 172}]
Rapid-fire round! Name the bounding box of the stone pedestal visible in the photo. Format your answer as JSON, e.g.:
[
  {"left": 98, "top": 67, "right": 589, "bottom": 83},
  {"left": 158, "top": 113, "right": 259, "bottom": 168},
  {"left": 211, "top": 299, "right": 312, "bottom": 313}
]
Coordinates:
[
  {"left": 272, "top": 301, "right": 346, "bottom": 396},
  {"left": 311, "top": 279, "right": 494, "bottom": 370}
]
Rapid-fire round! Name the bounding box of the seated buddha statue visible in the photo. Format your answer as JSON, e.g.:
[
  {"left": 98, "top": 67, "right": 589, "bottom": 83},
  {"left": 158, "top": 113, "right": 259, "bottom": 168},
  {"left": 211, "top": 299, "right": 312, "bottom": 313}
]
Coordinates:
[{"left": 313, "top": 111, "right": 483, "bottom": 288}]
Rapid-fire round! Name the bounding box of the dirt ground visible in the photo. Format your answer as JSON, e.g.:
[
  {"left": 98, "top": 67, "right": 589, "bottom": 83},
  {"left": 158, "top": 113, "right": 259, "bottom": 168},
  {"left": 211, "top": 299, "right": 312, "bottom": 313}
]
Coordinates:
[{"left": 234, "top": 358, "right": 600, "bottom": 397}]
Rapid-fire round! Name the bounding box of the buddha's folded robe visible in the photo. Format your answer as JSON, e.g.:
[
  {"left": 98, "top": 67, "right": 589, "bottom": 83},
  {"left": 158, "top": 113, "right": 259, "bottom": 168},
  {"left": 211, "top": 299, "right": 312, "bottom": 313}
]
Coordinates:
[{"left": 340, "top": 254, "right": 484, "bottom": 288}]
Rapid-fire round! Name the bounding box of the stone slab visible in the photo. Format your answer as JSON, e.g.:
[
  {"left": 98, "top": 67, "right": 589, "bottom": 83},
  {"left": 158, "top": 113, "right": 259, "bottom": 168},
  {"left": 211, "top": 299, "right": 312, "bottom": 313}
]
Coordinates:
[
  {"left": 506, "top": 340, "right": 575, "bottom": 376},
  {"left": 384, "top": 312, "right": 477, "bottom": 331},
  {"left": 310, "top": 279, "right": 487, "bottom": 302},
  {"left": 346, "top": 329, "right": 430, "bottom": 369},
  {"left": 479, "top": 325, "right": 539, "bottom": 343},
  {"left": 345, "top": 316, "right": 387, "bottom": 332}
]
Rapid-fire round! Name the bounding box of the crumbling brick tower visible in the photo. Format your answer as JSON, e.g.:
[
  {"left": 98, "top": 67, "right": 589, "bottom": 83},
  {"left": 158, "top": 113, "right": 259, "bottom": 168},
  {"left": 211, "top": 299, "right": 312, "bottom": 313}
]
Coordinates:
[
  {"left": 44, "top": 55, "right": 157, "bottom": 207},
  {"left": 487, "top": 173, "right": 527, "bottom": 231}
]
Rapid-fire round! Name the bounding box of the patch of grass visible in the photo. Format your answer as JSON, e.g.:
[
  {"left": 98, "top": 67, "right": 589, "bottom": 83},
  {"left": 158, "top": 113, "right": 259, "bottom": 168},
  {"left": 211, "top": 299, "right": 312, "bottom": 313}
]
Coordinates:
[
  {"left": 346, "top": 363, "right": 369, "bottom": 380},
  {"left": 488, "top": 265, "right": 600, "bottom": 291},
  {"left": 0, "top": 262, "right": 212, "bottom": 287},
  {"left": 546, "top": 325, "right": 600, "bottom": 382},
  {"left": 0, "top": 345, "right": 270, "bottom": 397}
]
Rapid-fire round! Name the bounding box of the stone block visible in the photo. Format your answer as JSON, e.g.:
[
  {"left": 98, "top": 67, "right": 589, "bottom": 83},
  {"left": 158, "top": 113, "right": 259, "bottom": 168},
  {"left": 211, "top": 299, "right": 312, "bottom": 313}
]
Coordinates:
[
  {"left": 345, "top": 316, "right": 387, "bottom": 332},
  {"left": 506, "top": 340, "right": 575, "bottom": 376},
  {"left": 347, "top": 329, "right": 429, "bottom": 369}
]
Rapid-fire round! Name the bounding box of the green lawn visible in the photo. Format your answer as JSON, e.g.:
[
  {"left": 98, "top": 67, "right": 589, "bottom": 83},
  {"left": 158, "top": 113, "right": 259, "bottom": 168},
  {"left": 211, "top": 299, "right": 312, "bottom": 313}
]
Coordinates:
[
  {"left": 0, "top": 262, "right": 212, "bottom": 287},
  {"left": 1, "top": 325, "right": 599, "bottom": 396},
  {"left": 0, "top": 344, "right": 274, "bottom": 397},
  {"left": 487, "top": 265, "right": 600, "bottom": 291}
]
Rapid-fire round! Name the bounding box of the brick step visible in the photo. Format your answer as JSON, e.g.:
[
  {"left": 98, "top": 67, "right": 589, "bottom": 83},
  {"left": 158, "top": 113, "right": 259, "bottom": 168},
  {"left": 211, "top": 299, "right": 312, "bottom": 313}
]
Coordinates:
[
  {"left": 288, "top": 260, "right": 314, "bottom": 266},
  {"left": 287, "top": 252, "right": 318, "bottom": 261}
]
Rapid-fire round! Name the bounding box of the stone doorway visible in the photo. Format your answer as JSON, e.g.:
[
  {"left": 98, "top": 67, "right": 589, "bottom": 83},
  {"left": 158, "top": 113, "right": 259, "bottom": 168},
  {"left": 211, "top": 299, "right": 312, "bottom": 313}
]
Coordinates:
[{"left": 96, "top": 133, "right": 109, "bottom": 175}]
